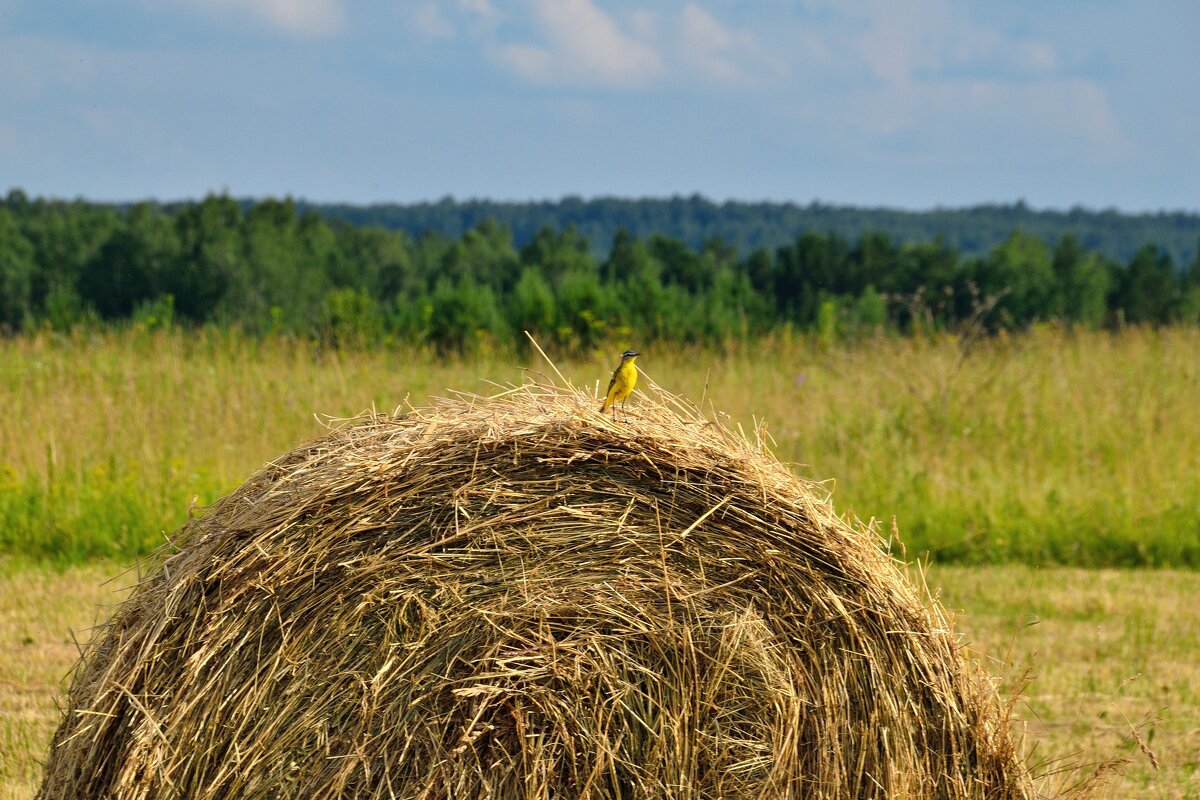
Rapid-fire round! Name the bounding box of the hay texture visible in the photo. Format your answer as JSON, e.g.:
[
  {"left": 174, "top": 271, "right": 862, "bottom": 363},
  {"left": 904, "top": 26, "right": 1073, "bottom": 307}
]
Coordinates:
[{"left": 40, "top": 383, "right": 1033, "bottom": 799}]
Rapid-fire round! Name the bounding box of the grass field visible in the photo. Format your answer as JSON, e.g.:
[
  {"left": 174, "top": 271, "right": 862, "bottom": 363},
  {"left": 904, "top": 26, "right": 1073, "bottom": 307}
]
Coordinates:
[
  {"left": 2, "top": 560, "right": 1194, "bottom": 799},
  {"left": 1, "top": 326, "right": 1198, "bottom": 795},
  {"left": 1, "top": 325, "right": 1198, "bottom": 564}
]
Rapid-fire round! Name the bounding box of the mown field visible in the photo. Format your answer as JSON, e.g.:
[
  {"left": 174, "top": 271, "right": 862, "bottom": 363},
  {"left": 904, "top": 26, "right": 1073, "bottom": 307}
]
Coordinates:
[
  {"left": 0, "top": 326, "right": 1198, "bottom": 797},
  {"left": 2, "top": 561, "right": 1193, "bottom": 798},
  {"left": 1, "top": 325, "right": 1197, "bottom": 564}
]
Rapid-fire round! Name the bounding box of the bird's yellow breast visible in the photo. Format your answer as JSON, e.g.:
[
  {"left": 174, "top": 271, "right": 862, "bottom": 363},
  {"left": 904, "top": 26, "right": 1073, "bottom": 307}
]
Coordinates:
[
  {"left": 601, "top": 358, "right": 638, "bottom": 411},
  {"left": 611, "top": 360, "right": 637, "bottom": 398}
]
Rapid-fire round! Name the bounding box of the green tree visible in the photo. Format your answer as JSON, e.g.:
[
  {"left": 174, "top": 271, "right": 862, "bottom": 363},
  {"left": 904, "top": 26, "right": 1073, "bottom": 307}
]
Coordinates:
[
  {"left": 850, "top": 285, "right": 888, "bottom": 330},
  {"left": 698, "top": 267, "right": 763, "bottom": 340},
  {"left": 1051, "top": 235, "right": 1113, "bottom": 327},
  {"left": 508, "top": 268, "right": 557, "bottom": 341},
  {"left": 972, "top": 231, "right": 1056, "bottom": 325},
  {"left": 320, "top": 287, "right": 383, "bottom": 347},
  {"left": 439, "top": 220, "right": 518, "bottom": 290},
  {"left": 1179, "top": 240, "right": 1200, "bottom": 323},
  {"left": 78, "top": 204, "right": 177, "bottom": 320},
  {"left": 742, "top": 247, "right": 773, "bottom": 297},
  {"left": 847, "top": 231, "right": 898, "bottom": 295},
  {"left": 520, "top": 226, "right": 592, "bottom": 286},
  {"left": 20, "top": 201, "right": 120, "bottom": 316},
  {"left": 337, "top": 225, "right": 417, "bottom": 301},
  {"left": 773, "top": 232, "right": 848, "bottom": 324},
  {"left": 613, "top": 256, "right": 671, "bottom": 340},
  {"left": 891, "top": 237, "right": 965, "bottom": 329},
  {"left": 171, "top": 195, "right": 240, "bottom": 322},
  {"left": 1115, "top": 244, "right": 1176, "bottom": 323},
  {"left": 893, "top": 236, "right": 959, "bottom": 295},
  {"left": 300, "top": 212, "right": 347, "bottom": 287},
  {"left": 237, "top": 198, "right": 303, "bottom": 327},
  {"left": 603, "top": 228, "right": 651, "bottom": 284},
  {"left": 0, "top": 207, "right": 35, "bottom": 329},
  {"left": 650, "top": 234, "right": 711, "bottom": 293},
  {"left": 555, "top": 268, "right": 609, "bottom": 352},
  {"left": 427, "top": 279, "right": 504, "bottom": 354}
]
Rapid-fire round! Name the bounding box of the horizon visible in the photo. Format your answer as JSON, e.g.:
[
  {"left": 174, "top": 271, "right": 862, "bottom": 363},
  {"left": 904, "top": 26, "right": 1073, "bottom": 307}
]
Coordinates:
[
  {"left": 3, "top": 2, "right": 1197, "bottom": 214},
  {"left": 9, "top": 188, "right": 1198, "bottom": 218}
]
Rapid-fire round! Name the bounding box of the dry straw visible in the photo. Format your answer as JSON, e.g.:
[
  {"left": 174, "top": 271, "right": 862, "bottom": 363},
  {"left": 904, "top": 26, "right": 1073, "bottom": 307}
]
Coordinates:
[{"left": 39, "top": 377, "right": 1036, "bottom": 799}]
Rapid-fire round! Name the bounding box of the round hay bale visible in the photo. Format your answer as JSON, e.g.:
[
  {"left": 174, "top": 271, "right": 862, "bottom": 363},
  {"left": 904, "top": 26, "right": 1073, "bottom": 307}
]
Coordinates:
[{"left": 39, "top": 384, "right": 1034, "bottom": 799}]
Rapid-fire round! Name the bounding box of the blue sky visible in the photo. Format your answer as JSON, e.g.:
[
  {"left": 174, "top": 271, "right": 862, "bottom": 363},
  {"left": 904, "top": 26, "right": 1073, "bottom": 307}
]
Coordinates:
[{"left": 1, "top": 0, "right": 1197, "bottom": 211}]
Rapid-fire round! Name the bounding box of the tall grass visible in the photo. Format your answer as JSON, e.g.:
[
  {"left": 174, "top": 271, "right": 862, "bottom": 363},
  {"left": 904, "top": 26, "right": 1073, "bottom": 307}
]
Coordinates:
[
  {"left": 1, "top": 325, "right": 1197, "bottom": 564},
  {"left": 0, "top": 329, "right": 511, "bottom": 559},
  {"left": 652, "top": 325, "right": 1200, "bottom": 566}
]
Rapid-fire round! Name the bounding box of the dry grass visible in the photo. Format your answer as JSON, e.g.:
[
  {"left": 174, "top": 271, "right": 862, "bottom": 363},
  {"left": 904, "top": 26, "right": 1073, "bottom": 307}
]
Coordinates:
[
  {"left": 934, "top": 566, "right": 1200, "bottom": 800},
  {"left": 35, "top": 382, "right": 1031, "bottom": 799},
  {"left": 0, "top": 560, "right": 131, "bottom": 800},
  {"left": 2, "top": 327, "right": 1196, "bottom": 795},
  {"left": 8, "top": 563, "right": 1197, "bottom": 799}
]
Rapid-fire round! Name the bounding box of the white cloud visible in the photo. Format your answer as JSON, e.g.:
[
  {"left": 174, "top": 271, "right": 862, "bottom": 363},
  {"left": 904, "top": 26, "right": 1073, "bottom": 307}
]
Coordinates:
[
  {"left": 627, "top": 9, "right": 658, "bottom": 41},
  {"left": 835, "top": 0, "right": 1062, "bottom": 87},
  {"left": 814, "top": 72, "right": 1129, "bottom": 167},
  {"left": 780, "top": 0, "right": 1125, "bottom": 159},
  {"left": 497, "top": 0, "right": 662, "bottom": 89},
  {"left": 411, "top": 4, "right": 455, "bottom": 41},
  {"left": 182, "top": 0, "right": 344, "bottom": 38},
  {"left": 850, "top": 0, "right": 974, "bottom": 85},
  {"left": 488, "top": 2, "right": 782, "bottom": 91},
  {"left": 497, "top": 43, "right": 553, "bottom": 80},
  {"left": 458, "top": 0, "right": 499, "bottom": 20},
  {"left": 678, "top": 3, "right": 763, "bottom": 86},
  {"left": 959, "top": 78, "right": 1127, "bottom": 155},
  {"left": 682, "top": 4, "right": 735, "bottom": 53},
  {"left": 1013, "top": 40, "right": 1058, "bottom": 74}
]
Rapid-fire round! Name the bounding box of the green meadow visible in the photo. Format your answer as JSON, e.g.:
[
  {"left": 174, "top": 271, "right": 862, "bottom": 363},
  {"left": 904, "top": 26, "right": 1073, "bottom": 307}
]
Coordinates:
[{"left": 1, "top": 325, "right": 1197, "bottom": 565}]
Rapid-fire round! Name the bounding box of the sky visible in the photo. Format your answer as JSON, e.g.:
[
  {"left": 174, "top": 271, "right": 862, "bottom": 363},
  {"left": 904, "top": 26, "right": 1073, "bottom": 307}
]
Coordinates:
[{"left": 1, "top": 0, "right": 1197, "bottom": 212}]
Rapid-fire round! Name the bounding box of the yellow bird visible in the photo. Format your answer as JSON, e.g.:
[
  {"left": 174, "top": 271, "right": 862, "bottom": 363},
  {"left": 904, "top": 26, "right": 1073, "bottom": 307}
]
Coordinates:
[{"left": 599, "top": 350, "right": 641, "bottom": 417}]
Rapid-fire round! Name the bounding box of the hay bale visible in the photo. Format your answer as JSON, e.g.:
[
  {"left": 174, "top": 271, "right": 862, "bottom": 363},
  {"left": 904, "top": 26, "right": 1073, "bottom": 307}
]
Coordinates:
[{"left": 39, "top": 384, "right": 1033, "bottom": 799}]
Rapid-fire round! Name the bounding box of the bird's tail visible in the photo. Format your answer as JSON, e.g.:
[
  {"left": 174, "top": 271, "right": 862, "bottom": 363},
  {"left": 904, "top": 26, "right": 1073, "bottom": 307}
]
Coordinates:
[{"left": 598, "top": 399, "right": 609, "bottom": 413}]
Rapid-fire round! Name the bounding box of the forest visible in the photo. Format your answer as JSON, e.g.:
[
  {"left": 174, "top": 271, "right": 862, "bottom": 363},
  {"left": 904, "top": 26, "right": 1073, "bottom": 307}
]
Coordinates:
[
  {"left": 303, "top": 194, "right": 1200, "bottom": 266},
  {"left": 2, "top": 189, "right": 1198, "bottom": 353}
]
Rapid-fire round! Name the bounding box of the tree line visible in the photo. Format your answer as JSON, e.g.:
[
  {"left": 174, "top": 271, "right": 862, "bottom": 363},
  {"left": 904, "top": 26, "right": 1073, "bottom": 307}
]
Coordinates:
[
  {"left": 2, "top": 190, "right": 1198, "bottom": 352},
  {"left": 303, "top": 194, "right": 1200, "bottom": 267}
]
